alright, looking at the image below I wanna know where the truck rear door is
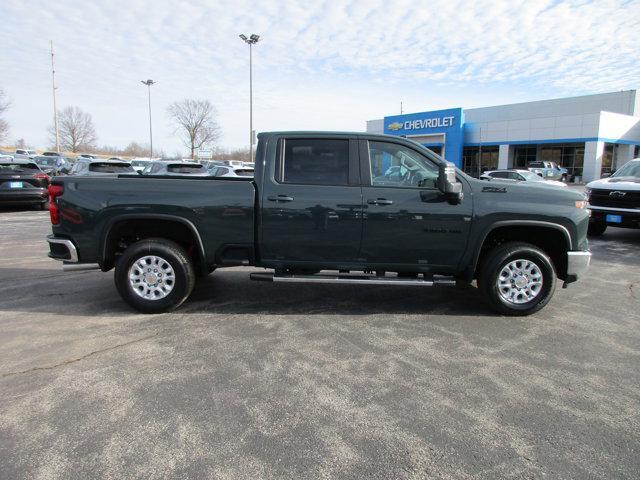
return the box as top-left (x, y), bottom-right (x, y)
top-left (259, 136), bottom-right (363, 266)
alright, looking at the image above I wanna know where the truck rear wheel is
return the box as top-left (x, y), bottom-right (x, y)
top-left (478, 242), bottom-right (556, 316)
top-left (115, 238), bottom-right (195, 313)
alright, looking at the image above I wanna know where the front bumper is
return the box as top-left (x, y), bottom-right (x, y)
top-left (588, 205), bottom-right (640, 229)
top-left (46, 235), bottom-right (78, 262)
top-left (565, 250), bottom-right (591, 284)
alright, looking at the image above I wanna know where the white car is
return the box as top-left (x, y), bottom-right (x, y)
top-left (129, 159), bottom-right (151, 173)
top-left (481, 169), bottom-right (567, 188)
top-left (584, 158), bottom-right (640, 236)
top-left (15, 149), bottom-right (37, 159)
top-left (210, 165), bottom-right (254, 178)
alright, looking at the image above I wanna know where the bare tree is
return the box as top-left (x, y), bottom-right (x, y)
top-left (48, 106), bottom-right (97, 152)
top-left (0, 89), bottom-right (10, 143)
top-left (167, 99), bottom-right (221, 159)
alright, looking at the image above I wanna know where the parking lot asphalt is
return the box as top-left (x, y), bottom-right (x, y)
top-left (0, 208), bottom-right (639, 479)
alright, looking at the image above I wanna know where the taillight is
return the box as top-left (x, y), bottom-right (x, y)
top-left (48, 184), bottom-right (64, 225)
top-left (34, 173), bottom-right (50, 180)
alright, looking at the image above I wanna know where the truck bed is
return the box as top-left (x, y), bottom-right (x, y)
top-left (52, 175), bottom-right (256, 266)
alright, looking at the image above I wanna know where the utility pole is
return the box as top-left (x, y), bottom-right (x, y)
top-left (141, 79), bottom-right (155, 159)
top-left (400, 101), bottom-right (403, 114)
top-left (50, 41), bottom-right (60, 153)
top-left (239, 34), bottom-right (260, 163)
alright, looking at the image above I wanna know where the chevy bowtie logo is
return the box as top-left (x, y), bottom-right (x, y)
top-left (609, 191), bottom-right (626, 197)
top-left (387, 122), bottom-right (404, 131)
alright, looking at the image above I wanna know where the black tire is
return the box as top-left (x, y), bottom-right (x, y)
top-left (114, 238), bottom-right (195, 313)
top-left (587, 221), bottom-right (607, 237)
top-left (478, 242), bottom-right (557, 316)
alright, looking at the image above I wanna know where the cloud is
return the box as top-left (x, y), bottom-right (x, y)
top-left (0, 0), bottom-right (638, 152)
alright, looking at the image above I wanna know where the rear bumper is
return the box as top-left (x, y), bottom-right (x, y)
top-left (46, 235), bottom-right (78, 262)
top-left (0, 189), bottom-right (47, 205)
top-left (565, 250), bottom-right (591, 284)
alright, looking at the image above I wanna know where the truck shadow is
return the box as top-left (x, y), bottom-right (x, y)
top-left (0, 267), bottom-right (492, 317)
top-left (187, 270), bottom-right (492, 317)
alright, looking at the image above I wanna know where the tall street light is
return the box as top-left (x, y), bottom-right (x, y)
top-left (239, 34), bottom-right (260, 163)
top-left (141, 79), bottom-right (155, 159)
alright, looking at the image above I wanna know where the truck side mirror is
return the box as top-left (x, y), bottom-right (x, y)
top-left (437, 161), bottom-right (463, 204)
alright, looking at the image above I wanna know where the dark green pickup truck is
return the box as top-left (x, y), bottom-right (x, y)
top-left (46, 132), bottom-right (591, 315)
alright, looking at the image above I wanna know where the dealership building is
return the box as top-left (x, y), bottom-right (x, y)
top-left (366, 90), bottom-right (640, 182)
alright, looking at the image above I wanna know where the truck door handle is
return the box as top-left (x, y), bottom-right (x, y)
top-left (267, 195), bottom-right (294, 202)
top-left (367, 198), bottom-right (393, 206)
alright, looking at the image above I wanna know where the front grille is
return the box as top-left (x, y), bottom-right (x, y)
top-left (589, 189), bottom-right (640, 209)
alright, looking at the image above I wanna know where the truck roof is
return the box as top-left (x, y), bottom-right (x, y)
top-left (258, 131), bottom-right (406, 140)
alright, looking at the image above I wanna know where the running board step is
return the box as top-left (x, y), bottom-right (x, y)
top-left (250, 272), bottom-right (457, 287)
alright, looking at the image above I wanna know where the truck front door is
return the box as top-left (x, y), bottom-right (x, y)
top-left (359, 139), bottom-right (473, 271)
top-left (260, 137), bottom-right (363, 267)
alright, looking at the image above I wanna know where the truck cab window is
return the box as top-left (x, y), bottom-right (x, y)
top-left (369, 141), bottom-right (439, 188)
top-left (282, 138), bottom-right (349, 185)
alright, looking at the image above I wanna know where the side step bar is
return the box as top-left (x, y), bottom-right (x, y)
top-left (250, 272), bottom-right (457, 287)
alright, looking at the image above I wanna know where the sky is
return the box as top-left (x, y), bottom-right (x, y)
top-left (1, 0), bottom-right (639, 154)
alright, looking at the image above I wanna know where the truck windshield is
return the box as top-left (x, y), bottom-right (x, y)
top-left (0, 162), bottom-right (39, 172)
top-left (89, 163), bottom-right (134, 173)
top-left (611, 161), bottom-right (640, 179)
top-left (167, 164), bottom-right (204, 174)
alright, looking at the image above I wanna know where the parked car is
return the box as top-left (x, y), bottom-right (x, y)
top-left (585, 158), bottom-right (640, 236)
top-left (209, 165), bottom-right (254, 177)
top-left (46, 131), bottom-right (591, 316)
top-left (130, 159), bottom-right (151, 173)
top-left (68, 159), bottom-right (135, 176)
top-left (480, 169), bottom-right (567, 188)
top-left (528, 161), bottom-right (568, 181)
top-left (0, 160), bottom-right (50, 209)
top-left (141, 160), bottom-right (209, 176)
top-left (0, 153), bottom-right (14, 161)
top-left (76, 154), bottom-right (98, 161)
top-left (201, 160), bottom-right (226, 170)
top-left (32, 155), bottom-right (71, 175)
top-left (14, 149), bottom-right (37, 159)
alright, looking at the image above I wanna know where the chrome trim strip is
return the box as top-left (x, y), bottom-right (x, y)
top-left (587, 205), bottom-right (640, 213)
top-left (47, 237), bottom-right (78, 263)
top-left (567, 251), bottom-right (591, 277)
top-left (62, 263), bottom-right (100, 271)
top-left (269, 273), bottom-right (456, 287)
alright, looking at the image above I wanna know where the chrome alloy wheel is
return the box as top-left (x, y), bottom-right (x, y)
top-left (497, 259), bottom-right (543, 305)
top-left (128, 255), bottom-right (175, 300)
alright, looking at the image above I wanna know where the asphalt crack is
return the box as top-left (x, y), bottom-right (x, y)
top-left (0, 333), bottom-right (158, 378)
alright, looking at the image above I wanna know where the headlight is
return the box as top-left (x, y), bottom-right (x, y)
top-left (575, 200), bottom-right (587, 209)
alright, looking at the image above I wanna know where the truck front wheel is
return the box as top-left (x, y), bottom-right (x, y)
top-left (115, 238), bottom-right (195, 313)
top-left (478, 242), bottom-right (556, 316)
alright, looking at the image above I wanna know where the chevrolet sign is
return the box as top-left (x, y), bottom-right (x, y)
top-left (388, 116), bottom-right (456, 131)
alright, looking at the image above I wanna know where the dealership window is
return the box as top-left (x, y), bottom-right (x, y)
top-left (601, 143), bottom-right (618, 177)
top-left (539, 143), bottom-right (584, 179)
top-left (462, 146), bottom-right (498, 177)
top-left (281, 138), bottom-right (349, 185)
top-left (634, 145), bottom-right (639, 157)
top-left (513, 145), bottom-right (537, 168)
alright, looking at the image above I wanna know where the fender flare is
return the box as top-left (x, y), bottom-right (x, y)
top-left (470, 220), bottom-right (573, 275)
top-left (101, 213), bottom-right (207, 269)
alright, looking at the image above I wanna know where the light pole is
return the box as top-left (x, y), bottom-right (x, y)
top-left (239, 34), bottom-right (260, 163)
top-left (50, 41), bottom-right (60, 153)
top-left (141, 79), bottom-right (155, 159)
